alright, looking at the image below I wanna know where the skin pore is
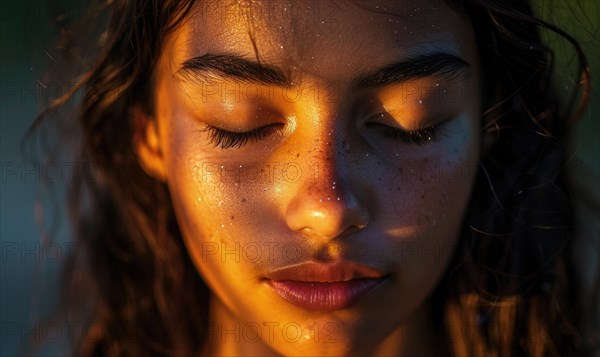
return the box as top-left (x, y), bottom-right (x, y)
top-left (136, 0), bottom-right (483, 355)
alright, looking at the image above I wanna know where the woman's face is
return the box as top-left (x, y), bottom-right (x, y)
top-left (142, 0), bottom-right (481, 355)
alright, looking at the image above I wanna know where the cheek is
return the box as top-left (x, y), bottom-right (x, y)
top-left (374, 114), bottom-right (479, 304)
top-left (162, 112), bottom-right (299, 309)
top-left (388, 156), bottom-right (476, 280)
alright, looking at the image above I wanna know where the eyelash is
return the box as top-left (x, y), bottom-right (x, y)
top-left (202, 123), bottom-right (285, 149)
top-left (364, 122), bottom-right (442, 146)
top-left (202, 120), bottom-right (442, 149)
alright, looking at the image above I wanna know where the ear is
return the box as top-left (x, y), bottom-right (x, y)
top-left (132, 107), bottom-right (167, 181)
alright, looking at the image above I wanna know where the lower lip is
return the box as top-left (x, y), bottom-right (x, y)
top-left (266, 277), bottom-right (388, 311)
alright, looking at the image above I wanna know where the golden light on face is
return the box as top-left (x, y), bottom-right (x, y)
top-left (138, 0), bottom-right (482, 355)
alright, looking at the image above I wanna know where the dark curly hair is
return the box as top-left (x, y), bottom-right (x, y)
top-left (27, 0), bottom-right (597, 356)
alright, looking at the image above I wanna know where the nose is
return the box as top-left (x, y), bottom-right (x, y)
top-left (285, 138), bottom-right (369, 241)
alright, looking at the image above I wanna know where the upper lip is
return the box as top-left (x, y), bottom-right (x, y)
top-left (264, 261), bottom-right (386, 282)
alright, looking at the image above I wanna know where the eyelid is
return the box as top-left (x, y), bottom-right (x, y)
top-left (365, 113), bottom-right (448, 145)
top-left (201, 123), bottom-right (285, 149)
top-left (366, 111), bottom-right (437, 131)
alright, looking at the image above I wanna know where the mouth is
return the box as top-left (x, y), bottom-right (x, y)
top-left (263, 262), bottom-right (390, 311)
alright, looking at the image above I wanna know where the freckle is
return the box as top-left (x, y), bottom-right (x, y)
top-left (230, 215), bottom-right (235, 220)
top-left (241, 198), bottom-right (247, 202)
top-left (396, 186), bottom-right (401, 191)
top-left (420, 193), bottom-right (425, 199)
top-left (378, 177), bottom-right (382, 181)
top-left (296, 153), bottom-right (300, 158)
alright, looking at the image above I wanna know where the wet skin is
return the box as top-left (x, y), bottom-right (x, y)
top-left (136, 0), bottom-right (482, 355)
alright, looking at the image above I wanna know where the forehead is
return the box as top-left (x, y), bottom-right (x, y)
top-left (165, 0), bottom-right (476, 82)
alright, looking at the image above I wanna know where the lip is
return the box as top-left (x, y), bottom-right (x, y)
top-left (264, 262), bottom-right (389, 311)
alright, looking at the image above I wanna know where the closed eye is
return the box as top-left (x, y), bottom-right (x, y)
top-left (365, 122), bottom-right (443, 146)
top-left (201, 123), bottom-right (285, 149)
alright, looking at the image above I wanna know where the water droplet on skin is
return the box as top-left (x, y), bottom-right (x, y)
top-left (319, 199), bottom-right (323, 203)
top-left (327, 197), bottom-right (331, 201)
top-left (337, 197), bottom-right (341, 201)
top-left (221, 224), bottom-right (225, 228)
top-left (419, 99), bottom-right (423, 104)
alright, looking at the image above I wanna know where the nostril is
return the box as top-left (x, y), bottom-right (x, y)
top-left (338, 225), bottom-right (367, 239)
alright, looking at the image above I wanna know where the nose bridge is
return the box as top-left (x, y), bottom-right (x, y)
top-left (284, 95), bottom-right (369, 241)
top-left (299, 83), bottom-right (346, 179)
top-left (296, 91), bottom-right (348, 201)
top-left (304, 142), bottom-right (346, 205)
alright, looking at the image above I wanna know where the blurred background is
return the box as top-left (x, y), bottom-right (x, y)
top-left (1, 1), bottom-right (598, 355)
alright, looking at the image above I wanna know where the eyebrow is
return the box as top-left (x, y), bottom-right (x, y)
top-left (178, 53), bottom-right (470, 88)
top-left (179, 54), bottom-right (292, 87)
top-left (354, 53), bottom-right (470, 88)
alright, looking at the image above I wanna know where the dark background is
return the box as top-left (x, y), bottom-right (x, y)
top-left (1, 1), bottom-right (598, 355)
